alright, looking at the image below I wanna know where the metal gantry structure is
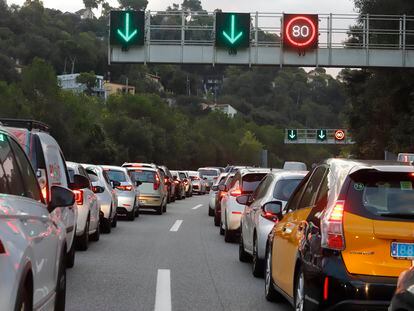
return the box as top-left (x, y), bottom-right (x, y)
top-left (284, 129), bottom-right (355, 145)
top-left (110, 11), bottom-right (414, 68)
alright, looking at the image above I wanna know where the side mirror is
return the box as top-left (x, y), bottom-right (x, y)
top-left (48, 186), bottom-right (75, 213)
top-left (236, 195), bottom-right (251, 205)
top-left (218, 184), bottom-right (226, 191)
top-left (212, 185), bottom-right (218, 191)
top-left (70, 174), bottom-right (90, 190)
top-left (203, 177), bottom-right (208, 180)
top-left (263, 201), bottom-right (283, 219)
top-left (92, 185), bottom-right (105, 194)
top-left (111, 180), bottom-right (121, 188)
top-left (135, 180), bottom-right (142, 187)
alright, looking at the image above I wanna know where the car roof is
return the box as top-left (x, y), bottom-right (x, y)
top-left (270, 170), bottom-right (308, 180)
top-left (122, 162), bottom-right (157, 169)
top-left (198, 167), bottom-right (221, 171)
top-left (324, 158), bottom-right (414, 174)
top-left (237, 168), bottom-right (272, 175)
top-left (101, 165), bottom-right (128, 173)
top-left (126, 166), bottom-right (157, 172)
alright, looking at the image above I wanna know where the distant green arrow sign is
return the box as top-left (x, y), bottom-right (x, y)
top-left (222, 15), bottom-right (243, 44)
top-left (288, 129), bottom-right (298, 141)
top-left (117, 12), bottom-right (138, 42)
top-left (317, 129), bottom-right (327, 141)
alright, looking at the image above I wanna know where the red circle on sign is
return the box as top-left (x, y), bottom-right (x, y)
top-left (335, 130), bottom-right (346, 141)
top-left (285, 16), bottom-right (317, 48)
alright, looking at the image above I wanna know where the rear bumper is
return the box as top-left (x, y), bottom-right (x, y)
top-left (228, 213), bottom-right (242, 231)
top-left (117, 195), bottom-right (136, 212)
top-left (139, 195), bottom-right (162, 207)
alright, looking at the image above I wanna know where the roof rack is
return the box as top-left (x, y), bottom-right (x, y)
top-left (0, 118), bottom-right (50, 132)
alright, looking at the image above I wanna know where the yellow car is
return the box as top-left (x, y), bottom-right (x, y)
top-left (265, 159), bottom-right (414, 311)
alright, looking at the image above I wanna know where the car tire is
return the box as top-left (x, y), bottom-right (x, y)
top-left (163, 200), bottom-right (167, 213)
top-left (101, 217), bottom-right (111, 233)
top-left (208, 206), bottom-right (214, 216)
top-left (220, 222), bottom-right (224, 235)
top-left (224, 228), bottom-right (234, 243)
top-left (239, 234), bottom-right (251, 263)
top-left (214, 213), bottom-right (220, 226)
top-left (265, 245), bottom-right (283, 302)
top-left (76, 218), bottom-right (89, 251)
top-left (156, 204), bottom-right (163, 215)
top-left (135, 205), bottom-right (140, 218)
top-left (90, 222), bottom-right (100, 242)
top-left (111, 213), bottom-right (117, 228)
top-left (252, 236), bottom-right (264, 278)
top-left (14, 276), bottom-right (32, 311)
top-left (294, 267), bottom-right (318, 311)
top-left (127, 209), bottom-right (135, 221)
top-left (66, 238), bottom-right (76, 269)
top-left (54, 249), bottom-right (67, 311)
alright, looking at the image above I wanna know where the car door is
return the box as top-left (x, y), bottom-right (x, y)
top-left (8, 136), bottom-right (60, 306)
top-left (273, 166), bottom-right (327, 297)
top-left (78, 165), bottom-right (99, 231)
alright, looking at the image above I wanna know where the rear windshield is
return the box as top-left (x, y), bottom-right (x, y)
top-left (349, 171), bottom-right (414, 218)
top-left (273, 179), bottom-right (302, 201)
top-left (398, 154), bottom-right (414, 163)
top-left (199, 169), bottom-right (218, 177)
top-left (242, 173), bottom-right (267, 193)
top-left (106, 170), bottom-right (127, 182)
top-left (179, 172), bottom-right (186, 180)
top-left (129, 170), bottom-right (156, 183)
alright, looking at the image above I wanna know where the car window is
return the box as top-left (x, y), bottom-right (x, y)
top-left (106, 169), bottom-right (127, 182)
top-left (199, 169), bottom-right (219, 176)
top-left (284, 172), bottom-right (311, 213)
top-left (78, 166), bottom-right (89, 178)
top-left (252, 174), bottom-right (272, 200)
top-left (242, 173), bottom-right (267, 194)
top-left (129, 170), bottom-right (156, 183)
top-left (273, 179), bottom-right (303, 202)
top-left (68, 167), bottom-right (75, 183)
top-left (297, 167), bottom-right (327, 210)
top-left (0, 134), bottom-right (25, 197)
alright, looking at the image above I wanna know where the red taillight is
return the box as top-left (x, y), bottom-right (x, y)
top-left (323, 277), bottom-right (329, 301)
top-left (41, 187), bottom-right (48, 201)
top-left (164, 178), bottom-right (168, 183)
top-left (321, 200), bottom-right (345, 250)
top-left (230, 189), bottom-right (242, 197)
top-left (154, 174), bottom-right (160, 190)
top-left (232, 211), bottom-right (242, 215)
top-left (220, 191), bottom-right (227, 198)
top-left (0, 240), bottom-right (5, 254)
top-left (116, 185), bottom-right (133, 191)
top-left (73, 189), bottom-right (83, 205)
top-left (261, 211), bottom-right (279, 222)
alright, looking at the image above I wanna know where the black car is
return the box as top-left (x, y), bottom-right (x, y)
top-left (389, 267), bottom-right (414, 311)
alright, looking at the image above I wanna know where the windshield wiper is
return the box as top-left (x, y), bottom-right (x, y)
top-left (378, 213), bottom-right (414, 219)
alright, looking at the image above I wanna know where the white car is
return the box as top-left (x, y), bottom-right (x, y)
top-left (208, 172), bottom-right (228, 216)
top-left (4, 119), bottom-right (78, 268)
top-left (83, 164), bottom-right (118, 233)
top-left (102, 165), bottom-right (140, 220)
top-left (198, 167), bottom-right (221, 190)
top-left (67, 162), bottom-right (101, 250)
top-left (220, 168), bottom-right (270, 242)
top-left (0, 126), bottom-right (74, 311)
top-left (187, 171), bottom-right (207, 195)
top-left (239, 170), bottom-right (307, 277)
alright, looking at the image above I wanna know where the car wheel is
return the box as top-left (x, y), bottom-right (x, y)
top-left (214, 213), bottom-right (220, 226)
top-left (219, 222), bottom-right (224, 235)
top-left (127, 208), bottom-right (135, 221)
top-left (224, 228), bottom-right (234, 243)
top-left (90, 221), bottom-right (100, 242)
top-left (156, 204), bottom-right (163, 215)
top-left (66, 238), bottom-right (76, 269)
top-left (239, 234), bottom-right (251, 262)
top-left (294, 268), bottom-right (318, 311)
top-left (252, 236), bottom-right (264, 277)
top-left (14, 277), bottom-right (32, 311)
top-left (208, 206), bottom-right (214, 216)
top-left (101, 217), bottom-right (111, 233)
top-left (135, 205), bottom-right (140, 218)
top-left (76, 218), bottom-right (89, 251)
top-left (163, 200), bottom-right (167, 213)
top-left (54, 249), bottom-right (66, 311)
top-left (265, 245), bottom-right (282, 302)
top-left (111, 213), bottom-right (117, 228)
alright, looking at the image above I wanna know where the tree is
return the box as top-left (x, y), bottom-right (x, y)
top-left (238, 131), bottom-right (264, 166)
top-left (83, 0), bottom-right (100, 9)
top-left (76, 71), bottom-right (97, 95)
top-left (118, 0), bottom-right (148, 10)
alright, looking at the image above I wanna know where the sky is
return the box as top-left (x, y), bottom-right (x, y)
top-left (7, 0), bottom-right (356, 14)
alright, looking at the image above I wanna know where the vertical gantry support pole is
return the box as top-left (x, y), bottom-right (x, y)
top-left (366, 13), bottom-right (370, 66)
top-left (328, 13), bottom-right (333, 66)
top-left (108, 13), bottom-right (111, 65)
top-left (145, 10), bottom-right (151, 65)
top-left (403, 14), bottom-right (407, 67)
top-left (280, 13), bottom-right (284, 68)
top-left (181, 10), bottom-right (185, 63)
top-left (255, 11), bottom-right (259, 65)
top-left (212, 11), bottom-right (216, 67)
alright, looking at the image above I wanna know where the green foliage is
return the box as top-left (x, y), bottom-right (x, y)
top-left (118, 0), bottom-right (148, 10)
top-left (76, 71), bottom-right (97, 95)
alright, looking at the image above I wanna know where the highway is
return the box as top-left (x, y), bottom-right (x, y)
top-left (66, 195), bottom-right (292, 311)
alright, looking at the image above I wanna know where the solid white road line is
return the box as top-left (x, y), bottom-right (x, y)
top-left (192, 204), bottom-right (203, 210)
top-left (154, 269), bottom-right (172, 311)
top-left (169, 220), bottom-right (183, 232)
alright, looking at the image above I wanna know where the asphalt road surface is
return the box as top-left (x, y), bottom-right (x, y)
top-left (66, 194), bottom-right (292, 311)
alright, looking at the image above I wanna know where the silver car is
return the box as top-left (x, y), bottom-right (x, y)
top-left (126, 167), bottom-right (168, 215)
top-left (102, 165), bottom-right (140, 221)
top-left (83, 164), bottom-right (118, 233)
top-left (239, 170), bottom-right (307, 277)
top-left (179, 171), bottom-right (193, 197)
top-left (198, 167), bottom-right (221, 190)
top-left (208, 172), bottom-right (228, 216)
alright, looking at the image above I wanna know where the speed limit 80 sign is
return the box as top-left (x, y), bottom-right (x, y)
top-left (283, 14), bottom-right (319, 50)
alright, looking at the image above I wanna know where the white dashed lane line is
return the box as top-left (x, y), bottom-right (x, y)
top-left (154, 269), bottom-right (172, 311)
top-left (192, 204), bottom-right (203, 210)
top-left (169, 220), bottom-right (183, 232)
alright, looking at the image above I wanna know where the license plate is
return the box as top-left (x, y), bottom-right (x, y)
top-left (139, 200), bottom-right (146, 204)
top-left (391, 242), bottom-right (414, 259)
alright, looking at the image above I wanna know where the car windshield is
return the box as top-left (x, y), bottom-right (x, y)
top-left (242, 173), bottom-right (267, 193)
top-left (106, 169), bottom-right (127, 182)
top-left (199, 169), bottom-right (218, 176)
top-left (129, 170), bottom-right (156, 183)
top-left (179, 172), bottom-right (186, 179)
top-left (349, 171), bottom-right (414, 217)
top-left (273, 179), bottom-right (302, 201)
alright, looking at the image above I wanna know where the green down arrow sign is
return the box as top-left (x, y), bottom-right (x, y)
top-left (110, 11), bottom-right (145, 48)
top-left (215, 12), bottom-right (250, 49)
top-left (117, 12), bottom-right (138, 42)
top-left (222, 15), bottom-right (243, 44)
top-left (317, 129), bottom-right (327, 141)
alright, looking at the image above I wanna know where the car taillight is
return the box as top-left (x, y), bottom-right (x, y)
top-left (220, 191), bottom-right (227, 198)
top-left (261, 211), bottom-right (279, 222)
top-left (116, 185), bottom-right (133, 191)
top-left (321, 200), bottom-right (345, 250)
top-left (164, 178), bottom-right (168, 183)
top-left (230, 189), bottom-right (242, 197)
top-left (0, 239), bottom-right (5, 254)
top-left (41, 187), bottom-right (48, 201)
top-left (154, 174), bottom-right (160, 190)
top-left (73, 189), bottom-right (84, 205)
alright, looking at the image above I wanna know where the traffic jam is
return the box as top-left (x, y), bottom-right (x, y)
top-left (0, 118), bottom-right (413, 311)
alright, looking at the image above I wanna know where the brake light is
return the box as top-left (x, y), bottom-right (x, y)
top-left (73, 189), bottom-right (83, 205)
top-left (164, 178), bottom-right (168, 183)
top-left (116, 185), bottom-right (133, 191)
top-left (154, 174), bottom-right (160, 190)
top-left (220, 191), bottom-right (227, 198)
top-left (321, 200), bottom-right (345, 250)
top-left (0, 240), bottom-right (5, 254)
top-left (41, 187), bottom-right (48, 201)
top-left (230, 188), bottom-right (242, 197)
top-left (323, 277), bottom-right (329, 301)
top-left (231, 211), bottom-right (242, 215)
top-left (261, 211), bottom-right (278, 222)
